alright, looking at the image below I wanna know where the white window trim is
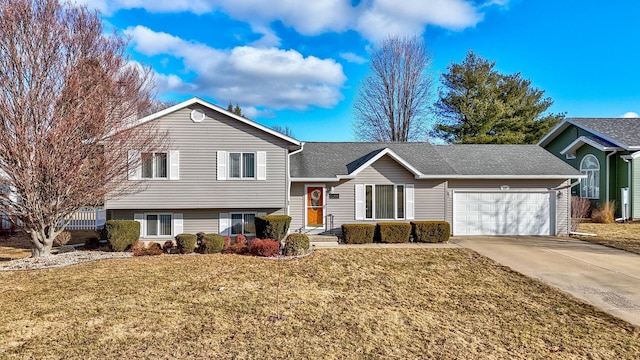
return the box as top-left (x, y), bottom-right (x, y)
top-left (230, 212), bottom-right (258, 236)
top-left (141, 152), bottom-right (169, 180)
top-left (142, 212), bottom-right (173, 238)
top-left (580, 154), bottom-right (600, 199)
top-left (130, 150), bottom-right (179, 181)
top-left (364, 184), bottom-right (407, 221)
top-left (229, 152), bottom-right (256, 180)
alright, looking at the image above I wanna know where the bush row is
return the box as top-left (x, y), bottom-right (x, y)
top-left (341, 221), bottom-right (450, 244)
top-left (102, 216), bottom-right (309, 257)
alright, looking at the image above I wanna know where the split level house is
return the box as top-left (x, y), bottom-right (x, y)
top-left (539, 118), bottom-right (640, 220)
top-left (105, 97), bottom-right (583, 239)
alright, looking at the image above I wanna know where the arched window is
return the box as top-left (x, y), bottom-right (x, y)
top-left (580, 154), bottom-right (599, 199)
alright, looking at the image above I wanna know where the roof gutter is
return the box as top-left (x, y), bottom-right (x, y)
top-left (291, 174), bottom-right (587, 182)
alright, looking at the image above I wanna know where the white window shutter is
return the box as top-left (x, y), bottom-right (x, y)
top-left (217, 151), bottom-right (227, 180)
top-left (257, 151), bottom-right (267, 180)
top-left (128, 150), bottom-right (141, 180)
top-left (219, 213), bottom-right (230, 235)
top-left (173, 213), bottom-right (183, 236)
top-left (134, 213), bottom-right (144, 238)
top-left (355, 184), bottom-right (364, 220)
top-left (169, 150), bottom-right (180, 180)
top-left (405, 184), bottom-right (415, 220)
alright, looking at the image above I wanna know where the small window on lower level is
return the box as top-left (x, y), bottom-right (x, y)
top-left (231, 213), bottom-right (256, 235)
top-left (146, 214), bottom-right (172, 236)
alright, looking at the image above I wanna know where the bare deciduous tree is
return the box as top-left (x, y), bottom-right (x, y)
top-left (0, 0), bottom-right (166, 257)
top-left (353, 35), bottom-right (434, 142)
top-left (271, 125), bottom-right (294, 138)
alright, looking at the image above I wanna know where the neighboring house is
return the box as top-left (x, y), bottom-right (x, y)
top-left (538, 118), bottom-right (640, 220)
top-left (106, 98), bottom-right (583, 238)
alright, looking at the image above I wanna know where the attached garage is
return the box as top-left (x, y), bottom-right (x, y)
top-left (453, 191), bottom-right (556, 236)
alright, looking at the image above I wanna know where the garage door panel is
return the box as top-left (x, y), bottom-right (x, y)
top-left (453, 192), bottom-right (553, 236)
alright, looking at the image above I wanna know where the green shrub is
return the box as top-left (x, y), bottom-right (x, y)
top-left (198, 233), bottom-right (225, 254)
top-left (283, 233), bottom-right (310, 256)
top-left (250, 238), bottom-right (281, 257)
top-left (175, 233), bottom-right (197, 254)
top-left (255, 215), bottom-right (291, 240)
top-left (376, 222), bottom-right (411, 243)
top-left (105, 220), bottom-right (140, 251)
top-left (341, 224), bottom-right (375, 244)
top-left (411, 221), bottom-right (450, 243)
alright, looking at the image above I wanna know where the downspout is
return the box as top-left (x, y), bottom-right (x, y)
top-left (606, 150), bottom-right (618, 204)
top-left (621, 155), bottom-right (632, 221)
top-left (286, 143), bottom-right (305, 217)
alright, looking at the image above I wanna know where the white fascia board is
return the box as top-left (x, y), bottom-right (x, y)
top-left (537, 119), bottom-right (571, 147)
top-left (559, 136), bottom-right (622, 155)
top-left (623, 151), bottom-right (640, 159)
top-left (416, 174), bottom-right (587, 180)
top-left (127, 97), bottom-right (301, 146)
top-left (347, 148), bottom-right (423, 178)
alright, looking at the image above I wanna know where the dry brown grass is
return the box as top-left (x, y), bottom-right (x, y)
top-left (591, 201), bottom-right (616, 224)
top-left (0, 230), bottom-right (99, 260)
top-left (576, 222), bottom-right (640, 255)
top-left (1, 249), bottom-right (639, 359)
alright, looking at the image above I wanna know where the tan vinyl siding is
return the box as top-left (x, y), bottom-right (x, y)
top-left (106, 106), bottom-right (290, 210)
top-left (110, 208), bottom-right (283, 236)
top-left (446, 179), bottom-right (570, 235)
top-left (290, 155), bottom-right (446, 234)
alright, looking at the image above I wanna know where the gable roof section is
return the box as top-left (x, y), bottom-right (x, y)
top-left (538, 117), bottom-right (640, 150)
top-left (560, 136), bottom-right (622, 155)
top-left (132, 97), bottom-right (301, 146)
top-left (290, 142), bottom-right (582, 180)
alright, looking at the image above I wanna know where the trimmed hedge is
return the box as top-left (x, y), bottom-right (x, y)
top-left (283, 233), bottom-right (310, 256)
top-left (105, 220), bottom-right (140, 251)
top-left (255, 215), bottom-right (291, 240)
top-left (341, 224), bottom-right (375, 244)
top-left (411, 221), bottom-right (450, 243)
top-left (197, 233), bottom-right (225, 254)
top-left (377, 222), bottom-right (411, 243)
top-left (175, 233), bottom-right (197, 254)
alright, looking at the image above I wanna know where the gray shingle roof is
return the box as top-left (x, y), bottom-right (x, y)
top-left (569, 118), bottom-right (640, 148)
top-left (290, 142), bottom-right (581, 178)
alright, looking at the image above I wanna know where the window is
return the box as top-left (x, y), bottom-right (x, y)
top-left (141, 152), bottom-right (167, 179)
top-left (365, 184), bottom-right (406, 220)
top-left (580, 154), bottom-right (599, 199)
top-left (229, 152), bottom-right (255, 179)
top-left (231, 213), bottom-right (256, 235)
top-left (146, 214), bottom-right (172, 236)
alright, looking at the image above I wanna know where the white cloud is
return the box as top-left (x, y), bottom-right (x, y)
top-left (340, 52), bottom-right (367, 64)
top-left (125, 26), bottom-right (346, 110)
top-left (79, 0), bottom-right (507, 42)
top-left (622, 112), bottom-right (639, 118)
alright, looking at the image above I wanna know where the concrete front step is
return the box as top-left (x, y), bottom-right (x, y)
top-left (308, 235), bottom-right (339, 248)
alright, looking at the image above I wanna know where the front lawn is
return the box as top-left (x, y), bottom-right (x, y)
top-left (0, 230), bottom-right (97, 260)
top-left (575, 222), bottom-right (640, 255)
top-left (1, 249), bottom-right (639, 359)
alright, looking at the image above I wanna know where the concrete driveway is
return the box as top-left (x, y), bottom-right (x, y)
top-left (452, 236), bottom-right (640, 327)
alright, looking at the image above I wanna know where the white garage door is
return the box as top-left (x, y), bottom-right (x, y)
top-left (453, 191), bottom-right (555, 236)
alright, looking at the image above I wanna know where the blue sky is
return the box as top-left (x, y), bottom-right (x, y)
top-left (77, 0), bottom-right (640, 141)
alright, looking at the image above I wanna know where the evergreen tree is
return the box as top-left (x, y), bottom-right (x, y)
top-left (433, 51), bottom-right (563, 144)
